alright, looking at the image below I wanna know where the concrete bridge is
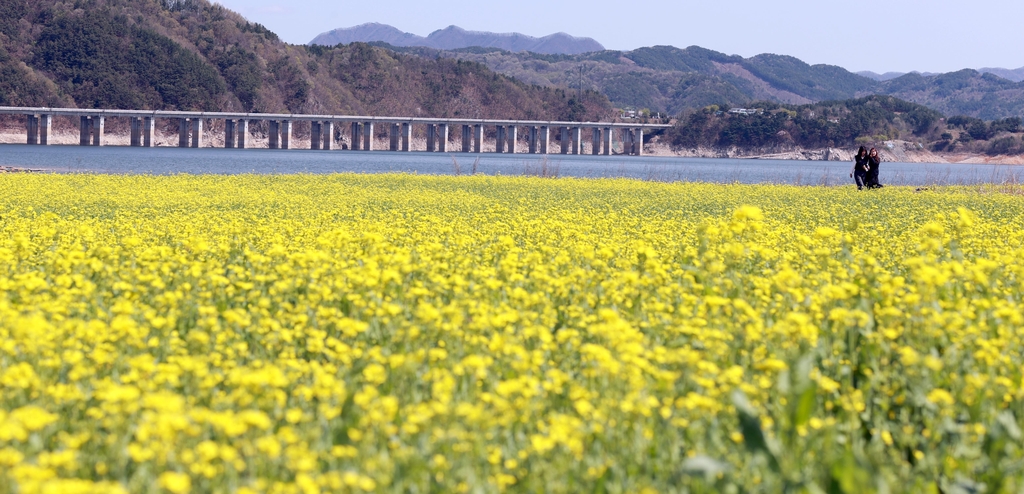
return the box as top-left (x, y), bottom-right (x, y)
top-left (1, 107), bottom-right (672, 156)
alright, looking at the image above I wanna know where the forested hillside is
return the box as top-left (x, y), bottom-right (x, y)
top-left (0, 0), bottom-right (612, 121)
top-left (878, 70), bottom-right (1024, 120)
top-left (665, 96), bottom-right (1024, 155)
top-left (668, 96), bottom-right (942, 149)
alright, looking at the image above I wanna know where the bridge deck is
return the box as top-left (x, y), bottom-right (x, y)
top-left (0, 107), bottom-right (671, 129)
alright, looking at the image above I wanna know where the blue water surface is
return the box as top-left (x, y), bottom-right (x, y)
top-left (1, 144), bottom-right (1021, 186)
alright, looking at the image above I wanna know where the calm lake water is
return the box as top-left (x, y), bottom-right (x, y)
top-left (1, 144), bottom-right (1022, 186)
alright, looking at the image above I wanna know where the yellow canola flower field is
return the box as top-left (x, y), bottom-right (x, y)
top-left (1, 173), bottom-right (1024, 493)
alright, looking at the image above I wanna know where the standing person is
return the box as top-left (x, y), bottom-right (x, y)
top-left (850, 146), bottom-right (870, 190)
top-left (867, 148), bottom-right (883, 188)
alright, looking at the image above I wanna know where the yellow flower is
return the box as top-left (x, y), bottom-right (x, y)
top-left (8, 406), bottom-right (59, 432)
top-left (0, 174), bottom-right (1019, 491)
top-left (927, 389), bottom-right (955, 406)
top-left (923, 355), bottom-right (944, 371)
top-left (158, 472), bottom-right (191, 494)
top-left (818, 376), bottom-right (841, 393)
top-left (899, 347), bottom-right (921, 366)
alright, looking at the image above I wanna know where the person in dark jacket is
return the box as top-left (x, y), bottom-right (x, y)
top-left (866, 148), bottom-right (883, 188)
top-left (850, 146), bottom-right (870, 190)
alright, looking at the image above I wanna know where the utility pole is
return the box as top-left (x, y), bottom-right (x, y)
top-left (567, 63), bottom-right (591, 103)
top-left (578, 64), bottom-right (584, 102)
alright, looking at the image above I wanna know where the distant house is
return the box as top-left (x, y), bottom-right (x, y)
top-left (728, 108), bottom-right (764, 116)
top-left (619, 108), bottom-right (657, 119)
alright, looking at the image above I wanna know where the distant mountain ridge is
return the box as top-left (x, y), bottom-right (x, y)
top-left (857, 71), bottom-right (937, 81)
top-left (310, 23), bottom-right (604, 55)
top-left (373, 43), bottom-right (1024, 119)
top-left (860, 67), bottom-right (1024, 83)
top-left (979, 67), bottom-right (1024, 83)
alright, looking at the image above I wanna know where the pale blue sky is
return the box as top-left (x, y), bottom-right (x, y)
top-left (214, 0), bottom-right (1024, 74)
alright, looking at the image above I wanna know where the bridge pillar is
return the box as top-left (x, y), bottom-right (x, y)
top-left (437, 124), bottom-right (448, 152)
top-left (507, 126), bottom-right (517, 154)
top-left (323, 121), bottom-right (333, 150)
top-left (473, 124), bottom-right (483, 153)
top-left (92, 116), bottom-right (104, 146)
top-left (622, 129), bottom-right (632, 156)
top-left (528, 126), bottom-right (537, 154)
top-left (237, 120), bottom-right (248, 149)
top-left (592, 128), bottom-right (601, 155)
top-left (80, 117), bottom-right (91, 146)
top-left (134, 117), bottom-right (145, 147)
top-left (129, 118), bottom-right (141, 147)
top-left (280, 121), bottom-right (291, 149)
top-left (635, 128), bottom-right (644, 156)
top-left (225, 119), bottom-right (236, 149)
top-left (26, 115), bottom-right (37, 145)
top-left (269, 121), bottom-right (280, 149)
top-left (461, 125), bottom-right (471, 152)
top-left (401, 123), bottom-right (411, 151)
top-left (571, 127), bottom-right (581, 155)
top-left (426, 124), bottom-right (436, 152)
top-left (389, 124), bottom-right (399, 151)
top-left (38, 114), bottom-right (50, 146)
top-left (142, 117), bottom-right (154, 147)
top-left (310, 121), bottom-right (321, 150)
top-left (495, 126), bottom-right (505, 153)
top-left (178, 119), bottom-right (189, 147)
top-left (191, 118), bottom-right (203, 148)
top-left (559, 127), bottom-right (569, 154)
top-left (603, 127), bottom-right (611, 155)
top-left (539, 126), bottom-right (549, 154)
top-left (350, 122), bottom-right (361, 151)
top-left (363, 122), bottom-right (373, 151)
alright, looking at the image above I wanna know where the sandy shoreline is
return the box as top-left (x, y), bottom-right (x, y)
top-left (0, 165), bottom-right (47, 173)
top-left (2, 131), bottom-right (1022, 166)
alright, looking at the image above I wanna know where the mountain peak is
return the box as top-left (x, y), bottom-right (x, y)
top-left (310, 23), bottom-right (604, 55)
top-left (430, 25), bottom-right (466, 34)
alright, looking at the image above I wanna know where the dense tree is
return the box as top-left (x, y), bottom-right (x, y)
top-left (967, 121), bottom-right (993, 141)
top-left (214, 48), bottom-right (263, 112)
top-left (32, 8), bottom-right (225, 110)
top-left (992, 117), bottom-right (1022, 134)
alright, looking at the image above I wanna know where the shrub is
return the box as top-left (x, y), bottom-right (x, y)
top-left (987, 136), bottom-right (1020, 155)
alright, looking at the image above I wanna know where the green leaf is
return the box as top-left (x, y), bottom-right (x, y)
top-left (681, 455), bottom-right (730, 483)
top-left (829, 450), bottom-right (873, 494)
top-left (939, 477), bottom-right (983, 494)
top-left (731, 390), bottom-right (781, 472)
top-left (793, 382), bottom-right (817, 428)
top-left (996, 411), bottom-right (1022, 441)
